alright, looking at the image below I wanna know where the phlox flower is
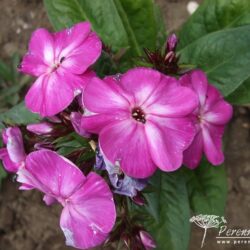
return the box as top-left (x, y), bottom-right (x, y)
top-left (0, 127), bottom-right (26, 172)
top-left (19, 22), bottom-right (101, 117)
top-left (81, 67), bottom-right (198, 178)
top-left (17, 150), bottom-right (116, 250)
top-left (179, 70), bottom-right (233, 168)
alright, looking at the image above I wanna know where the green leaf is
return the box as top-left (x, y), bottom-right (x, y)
top-left (178, 25), bottom-right (250, 96)
top-left (132, 171), bottom-right (190, 250)
top-left (114, 0), bottom-right (158, 52)
top-left (178, 0), bottom-right (250, 97)
top-left (44, 0), bottom-right (129, 52)
top-left (153, 4), bottom-right (167, 49)
top-left (0, 102), bottom-right (40, 125)
top-left (0, 60), bottom-right (12, 82)
top-left (44, 0), bottom-right (163, 61)
top-left (226, 77), bottom-right (250, 104)
top-left (184, 159), bottom-right (227, 216)
top-left (0, 163), bottom-right (7, 189)
top-left (178, 0), bottom-right (250, 50)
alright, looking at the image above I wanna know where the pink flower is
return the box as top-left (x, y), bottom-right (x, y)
top-left (19, 22), bottom-right (102, 117)
top-left (17, 150), bottom-right (116, 249)
top-left (179, 70), bottom-right (233, 168)
top-left (0, 127), bottom-right (26, 173)
top-left (81, 67), bottom-right (198, 178)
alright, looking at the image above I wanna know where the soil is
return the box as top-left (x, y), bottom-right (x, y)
top-left (0, 0), bottom-right (250, 250)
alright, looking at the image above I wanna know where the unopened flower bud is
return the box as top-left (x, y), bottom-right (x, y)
top-left (166, 33), bottom-right (178, 52)
top-left (139, 230), bottom-right (156, 250)
top-left (27, 122), bottom-right (53, 135)
top-left (132, 194), bottom-right (145, 206)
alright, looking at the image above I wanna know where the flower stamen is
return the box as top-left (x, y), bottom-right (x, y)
top-left (132, 107), bottom-right (146, 124)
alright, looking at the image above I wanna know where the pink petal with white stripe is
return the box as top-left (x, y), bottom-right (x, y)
top-left (202, 124), bottom-right (225, 165)
top-left (28, 28), bottom-right (54, 65)
top-left (0, 148), bottom-right (19, 173)
top-left (20, 53), bottom-right (47, 76)
top-left (145, 116), bottom-right (195, 171)
top-left (4, 127), bottom-right (26, 164)
top-left (54, 22), bottom-right (91, 60)
top-left (83, 77), bottom-right (131, 113)
top-left (60, 172), bottom-right (116, 249)
top-left (19, 150), bottom-right (85, 197)
top-left (61, 32), bottom-right (102, 74)
top-left (120, 67), bottom-right (161, 105)
top-left (100, 119), bottom-right (156, 178)
top-left (25, 73), bottom-right (74, 117)
top-left (179, 70), bottom-right (208, 106)
top-left (204, 100), bottom-right (233, 125)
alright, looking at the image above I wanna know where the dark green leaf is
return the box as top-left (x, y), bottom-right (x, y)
top-left (178, 0), bottom-right (250, 50)
top-left (0, 102), bottom-right (40, 125)
top-left (0, 60), bottom-right (12, 82)
top-left (44, 0), bottom-right (164, 63)
top-left (226, 77), bottom-right (250, 104)
top-left (44, 0), bottom-right (129, 52)
top-left (132, 171), bottom-right (190, 250)
top-left (178, 0), bottom-right (250, 97)
top-left (178, 25), bottom-right (250, 96)
top-left (184, 159), bottom-right (227, 216)
top-left (0, 163), bottom-right (7, 188)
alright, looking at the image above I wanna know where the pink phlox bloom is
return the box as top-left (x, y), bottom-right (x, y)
top-left (0, 127), bottom-right (26, 173)
top-left (20, 22), bottom-right (102, 117)
top-left (17, 149), bottom-right (116, 250)
top-left (81, 67), bottom-right (198, 178)
top-left (179, 70), bottom-right (233, 168)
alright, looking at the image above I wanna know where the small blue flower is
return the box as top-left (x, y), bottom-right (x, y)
top-left (95, 146), bottom-right (147, 197)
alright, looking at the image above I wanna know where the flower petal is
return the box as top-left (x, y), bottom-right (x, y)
top-left (179, 70), bottom-right (208, 106)
top-left (204, 100), bottom-right (233, 125)
top-left (54, 22), bottom-right (91, 60)
top-left (28, 28), bottom-right (54, 65)
top-left (81, 111), bottom-right (129, 134)
top-left (70, 112), bottom-right (90, 137)
top-left (145, 116), bottom-right (195, 171)
top-left (99, 119), bottom-right (156, 178)
top-left (183, 130), bottom-right (203, 169)
top-left (27, 122), bottom-right (53, 135)
top-left (145, 77), bottom-right (198, 117)
top-left (25, 73), bottom-right (74, 117)
top-left (60, 172), bottom-right (116, 249)
top-left (83, 77), bottom-right (131, 113)
top-left (0, 148), bottom-right (19, 173)
top-left (20, 53), bottom-right (47, 76)
top-left (18, 150), bottom-right (85, 197)
top-left (61, 32), bottom-right (102, 74)
top-left (120, 67), bottom-right (161, 105)
top-left (4, 127), bottom-right (26, 163)
top-left (43, 194), bottom-right (57, 206)
top-left (202, 124), bottom-right (225, 165)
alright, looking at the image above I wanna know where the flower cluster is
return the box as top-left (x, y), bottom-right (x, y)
top-left (0, 22), bottom-right (233, 249)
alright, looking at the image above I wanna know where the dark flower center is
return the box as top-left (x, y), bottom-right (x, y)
top-left (132, 107), bottom-right (146, 124)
